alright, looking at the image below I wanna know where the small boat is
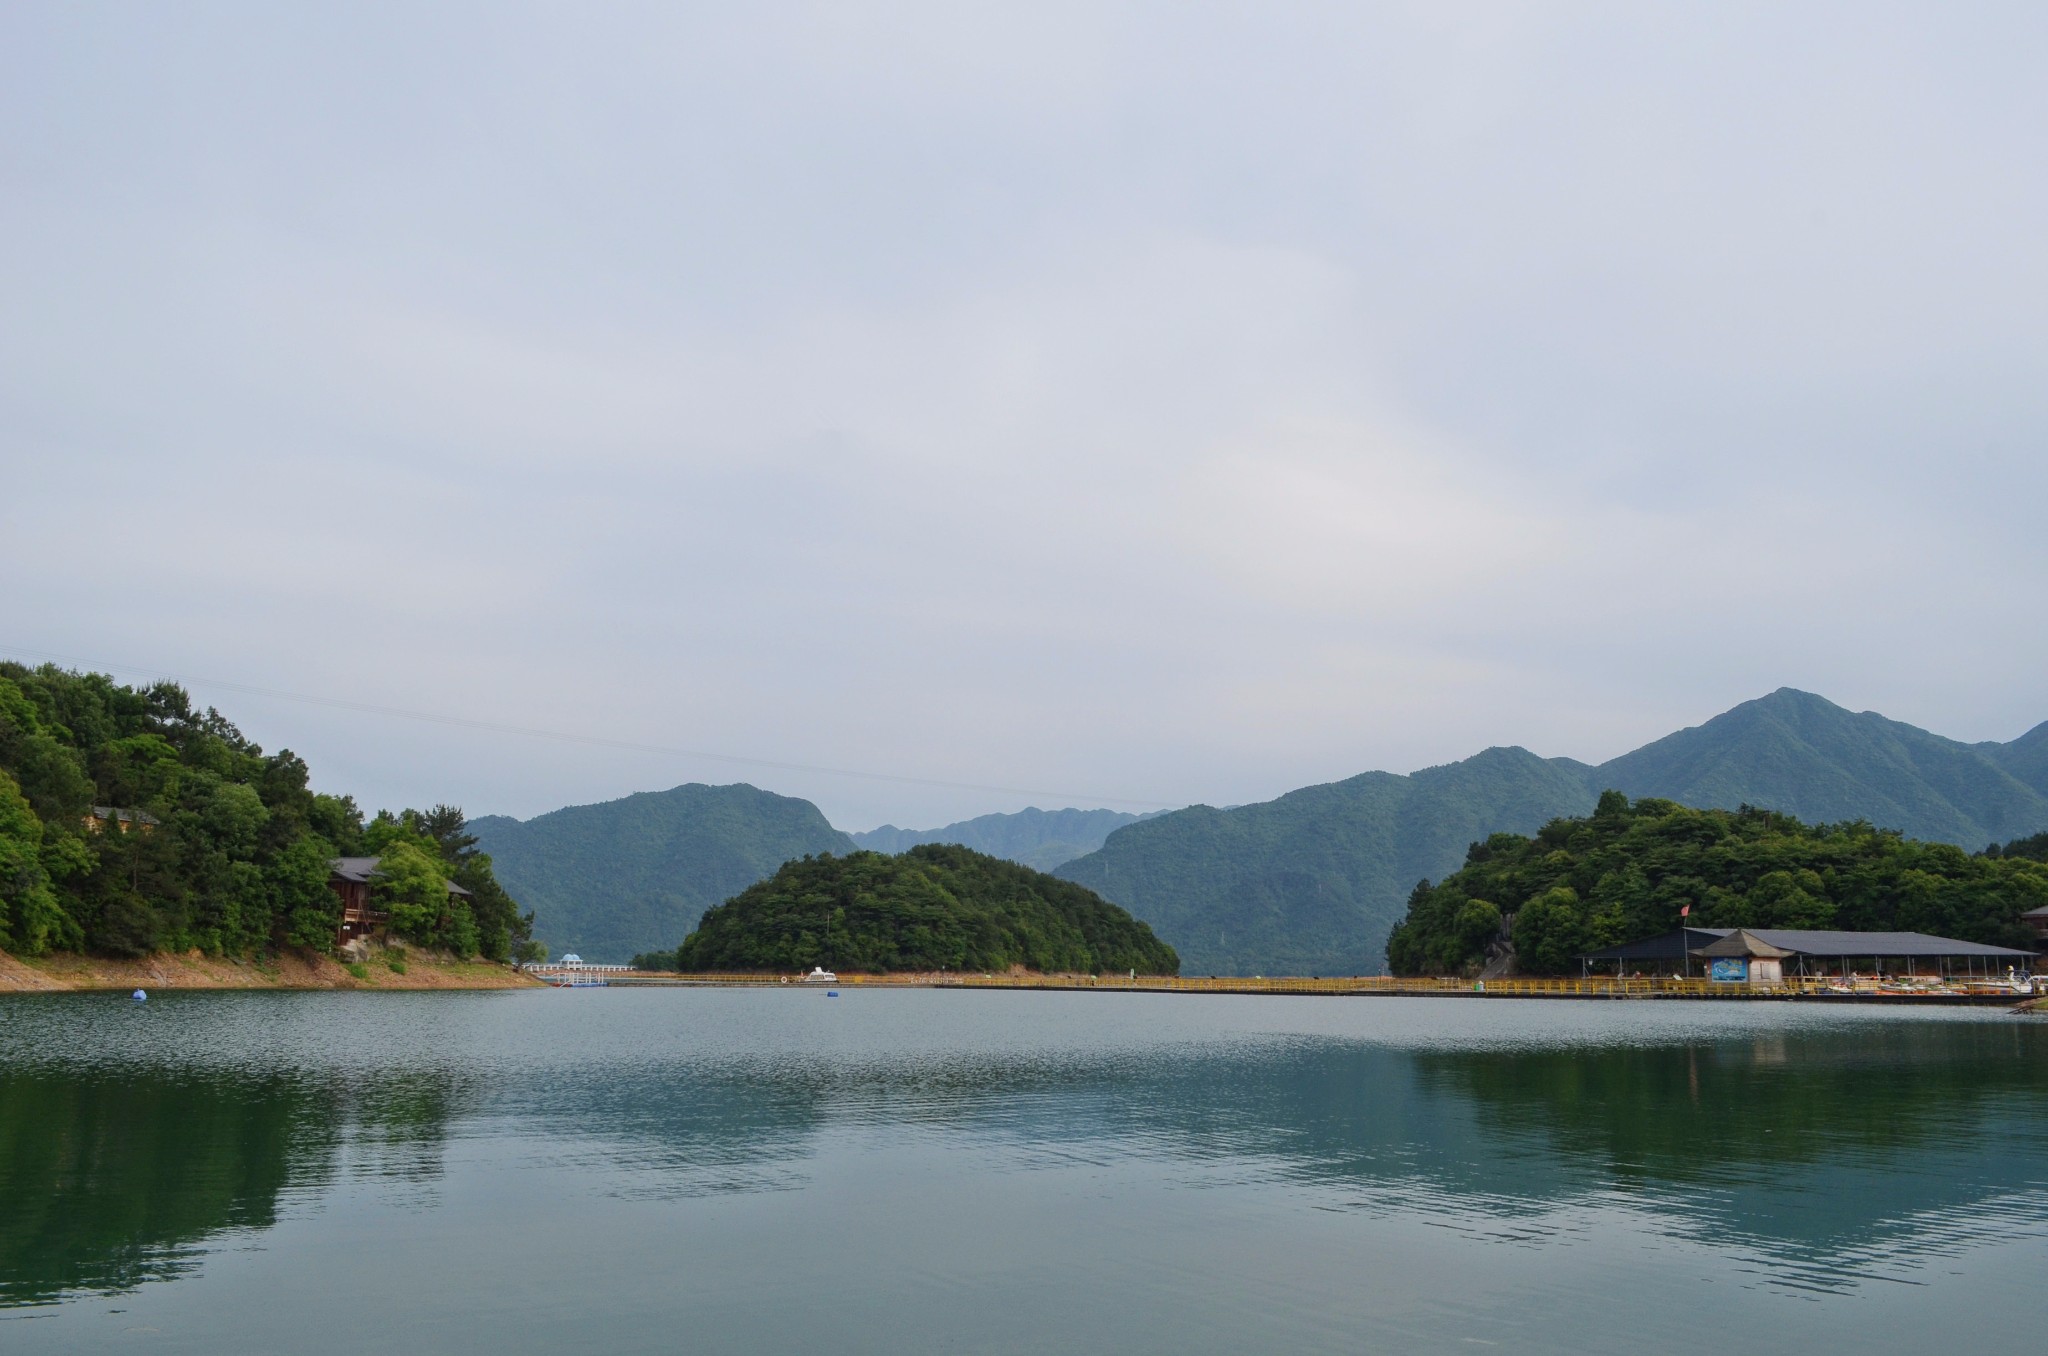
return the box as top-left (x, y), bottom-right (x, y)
top-left (801, 967), bottom-right (838, 984)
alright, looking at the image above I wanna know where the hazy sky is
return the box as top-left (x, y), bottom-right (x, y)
top-left (4, 3), bottom-right (2043, 830)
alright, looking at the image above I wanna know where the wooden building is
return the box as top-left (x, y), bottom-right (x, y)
top-left (1581, 927), bottom-right (2036, 979)
top-left (84, 806), bottom-right (160, 834)
top-left (327, 856), bottom-right (471, 948)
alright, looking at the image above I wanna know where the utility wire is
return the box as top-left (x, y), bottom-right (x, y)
top-left (0, 643), bottom-right (1176, 809)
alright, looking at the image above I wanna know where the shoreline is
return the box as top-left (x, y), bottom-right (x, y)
top-left (0, 946), bottom-right (543, 993)
top-left (601, 970), bottom-right (2039, 1005)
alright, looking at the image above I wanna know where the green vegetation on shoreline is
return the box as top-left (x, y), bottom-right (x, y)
top-left (0, 664), bottom-right (530, 962)
top-left (656, 844), bottom-right (1179, 975)
top-left (1387, 792), bottom-right (2048, 976)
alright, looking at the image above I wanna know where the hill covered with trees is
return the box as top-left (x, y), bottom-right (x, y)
top-left (661, 844), bottom-right (1178, 975)
top-left (0, 664), bottom-right (529, 961)
top-left (471, 783), bottom-right (856, 961)
top-left (1386, 792), bottom-right (2048, 976)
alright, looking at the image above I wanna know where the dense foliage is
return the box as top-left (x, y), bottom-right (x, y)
top-left (670, 844), bottom-right (1179, 975)
top-left (0, 664), bottom-right (530, 960)
top-left (470, 783), bottom-right (855, 962)
top-left (1983, 830), bottom-right (2048, 863)
top-left (1386, 792), bottom-right (2048, 976)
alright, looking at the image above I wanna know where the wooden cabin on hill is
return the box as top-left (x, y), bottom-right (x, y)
top-left (327, 856), bottom-right (471, 948)
top-left (84, 806), bottom-right (159, 834)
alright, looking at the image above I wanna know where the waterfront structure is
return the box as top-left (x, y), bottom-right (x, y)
top-left (2023, 906), bottom-right (2048, 946)
top-left (1580, 927), bottom-right (2035, 980)
top-left (327, 856), bottom-right (472, 948)
top-left (1693, 929), bottom-right (1795, 984)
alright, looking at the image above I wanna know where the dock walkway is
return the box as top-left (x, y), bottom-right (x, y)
top-left (574, 971), bottom-right (2037, 1004)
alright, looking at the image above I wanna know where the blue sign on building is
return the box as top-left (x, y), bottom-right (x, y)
top-left (1709, 958), bottom-right (1748, 982)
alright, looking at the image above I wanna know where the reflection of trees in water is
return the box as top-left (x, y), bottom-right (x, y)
top-left (1405, 1024), bottom-right (2048, 1284)
top-left (579, 1026), bottom-right (2048, 1288)
top-left (0, 1066), bottom-right (472, 1307)
top-left (7, 1020), bottom-right (2046, 1306)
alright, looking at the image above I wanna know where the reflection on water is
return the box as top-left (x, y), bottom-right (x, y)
top-left (2, 991), bottom-right (2044, 1345)
top-left (0, 1062), bottom-right (473, 1306)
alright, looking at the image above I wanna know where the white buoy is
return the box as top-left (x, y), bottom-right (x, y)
top-left (132, 989), bottom-right (147, 1002)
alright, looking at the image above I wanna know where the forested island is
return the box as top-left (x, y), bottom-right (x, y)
top-left (645, 844), bottom-right (1179, 975)
top-left (1387, 791), bottom-right (2048, 976)
top-left (0, 664), bottom-right (533, 965)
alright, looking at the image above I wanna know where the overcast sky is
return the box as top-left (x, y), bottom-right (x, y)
top-left (4, 2), bottom-right (2043, 831)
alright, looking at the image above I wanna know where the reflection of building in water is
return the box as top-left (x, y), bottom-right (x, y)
top-left (1580, 927), bottom-right (2035, 982)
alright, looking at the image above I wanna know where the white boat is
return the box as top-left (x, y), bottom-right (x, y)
top-left (801, 966), bottom-right (838, 984)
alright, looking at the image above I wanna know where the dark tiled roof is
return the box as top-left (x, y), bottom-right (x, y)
top-left (329, 855), bottom-right (471, 895)
top-left (330, 856), bottom-right (383, 883)
top-left (1583, 927), bottom-right (2033, 961)
top-left (89, 806), bottom-right (160, 825)
top-left (1695, 929), bottom-right (1798, 959)
top-left (1739, 929), bottom-right (2034, 959)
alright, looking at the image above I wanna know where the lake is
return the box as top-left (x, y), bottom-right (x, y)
top-left (2, 989), bottom-right (2044, 1353)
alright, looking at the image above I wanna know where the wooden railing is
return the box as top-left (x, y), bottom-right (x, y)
top-left (606, 972), bottom-right (2033, 1000)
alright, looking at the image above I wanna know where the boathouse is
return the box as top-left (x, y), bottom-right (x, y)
top-left (1580, 927), bottom-right (2036, 980)
top-left (327, 856), bottom-right (471, 947)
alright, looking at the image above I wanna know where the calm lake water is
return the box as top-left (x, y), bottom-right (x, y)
top-left (2, 989), bottom-right (2044, 1354)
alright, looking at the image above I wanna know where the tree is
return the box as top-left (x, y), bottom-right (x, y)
top-left (0, 768), bottom-right (75, 954)
top-left (1512, 887), bottom-right (1585, 975)
top-left (274, 835), bottom-right (342, 952)
top-left (373, 840), bottom-right (467, 951)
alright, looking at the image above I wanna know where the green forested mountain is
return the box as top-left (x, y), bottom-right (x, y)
top-left (471, 783), bottom-right (855, 961)
top-left (1056, 746), bottom-right (1596, 975)
top-left (1598, 689), bottom-right (2048, 846)
top-left (850, 806), bottom-right (1158, 872)
top-left (0, 664), bottom-right (527, 960)
top-left (1057, 689), bottom-right (2048, 976)
top-left (669, 844), bottom-right (1178, 975)
top-left (1386, 793), bottom-right (2048, 976)
top-left (1984, 721), bottom-right (2048, 801)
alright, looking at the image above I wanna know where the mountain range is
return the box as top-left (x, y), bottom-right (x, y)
top-left (473, 689), bottom-right (2048, 968)
top-left (1055, 689), bottom-right (2048, 975)
top-left (470, 784), bottom-right (855, 960)
top-left (850, 807), bottom-right (1156, 872)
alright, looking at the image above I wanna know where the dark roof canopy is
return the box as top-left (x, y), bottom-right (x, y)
top-left (89, 806), bottom-right (160, 825)
top-left (1583, 927), bottom-right (2033, 962)
top-left (330, 856), bottom-right (381, 883)
top-left (328, 855), bottom-right (470, 896)
top-left (1695, 929), bottom-right (1797, 959)
top-left (1582, 928), bottom-right (1726, 961)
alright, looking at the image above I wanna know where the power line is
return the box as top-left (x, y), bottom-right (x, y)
top-left (0, 644), bottom-right (1176, 809)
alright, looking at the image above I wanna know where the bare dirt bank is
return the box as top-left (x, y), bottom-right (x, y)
top-left (0, 946), bottom-right (543, 993)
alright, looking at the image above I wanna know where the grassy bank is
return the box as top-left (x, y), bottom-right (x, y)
top-left (0, 945), bottom-right (543, 993)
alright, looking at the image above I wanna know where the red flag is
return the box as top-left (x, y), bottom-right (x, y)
top-left (1680, 905), bottom-right (1691, 918)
